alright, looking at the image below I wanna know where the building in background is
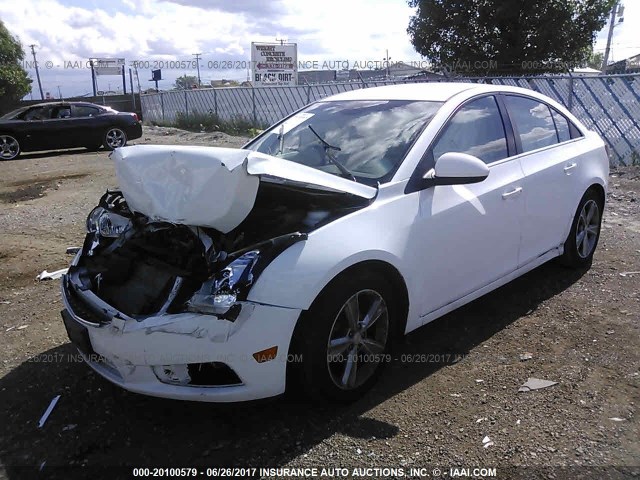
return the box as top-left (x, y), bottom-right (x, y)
top-left (298, 70), bottom-right (336, 84)
top-left (605, 53), bottom-right (640, 74)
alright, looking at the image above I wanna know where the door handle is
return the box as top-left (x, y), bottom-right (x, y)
top-left (502, 187), bottom-right (523, 199)
top-left (564, 163), bottom-right (577, 173)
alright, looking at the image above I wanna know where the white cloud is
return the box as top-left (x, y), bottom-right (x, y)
top-left (1, 0), bottom-right (637, 97)
top-left (594, 1), bottom-right (640, 63)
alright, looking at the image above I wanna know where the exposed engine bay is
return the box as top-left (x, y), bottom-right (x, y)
top-left (68, 181), bottom-right (370, 320)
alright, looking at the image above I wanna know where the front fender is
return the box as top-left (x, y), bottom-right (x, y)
top-left (247, 240), bottom-right (405, 311)
top-left (246, 189), bottom-right (418, 318)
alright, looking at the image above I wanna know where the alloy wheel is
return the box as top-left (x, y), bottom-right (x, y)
top-left (105, 128), bottom-right (126, 149)
top-left (0, 135), bottom-right (20, 160)
top-left (326, 289), bottom-right (389, 390)
top-left (576, 199), bottom-right (600, 259)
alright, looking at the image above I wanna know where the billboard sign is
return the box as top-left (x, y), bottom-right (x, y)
top-left (251, 42), bottom-right (297, 86)
top-left (91, 58), bottom-right (125, 76)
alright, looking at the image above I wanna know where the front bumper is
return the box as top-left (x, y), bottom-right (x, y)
top-left (61, 273), bottom-right (301, 402)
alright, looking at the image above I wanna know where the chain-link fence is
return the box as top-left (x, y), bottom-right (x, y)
top-left (140, 74), bottom-right (640, 166)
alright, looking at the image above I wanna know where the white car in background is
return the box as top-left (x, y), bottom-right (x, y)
top-left (61, 83), bottom-right (608, 402)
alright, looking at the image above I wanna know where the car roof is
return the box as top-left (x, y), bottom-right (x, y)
top-left (323, 82), bottom-right (542, 103)
top-left (24, 101), bottom-right (106, 109)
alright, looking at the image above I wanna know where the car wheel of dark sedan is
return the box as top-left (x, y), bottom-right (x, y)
top-left (559, 188), bottom-right (603, 268)
top-left (103, 128), bottom-right (127, 150)
top-left (0, 135), bottom-right (20, 160)
top-left (292, 270), bottom-right (394, 403)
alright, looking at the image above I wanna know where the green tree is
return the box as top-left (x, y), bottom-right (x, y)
top-left (584, 50), bottom-right (604, 70)
top-left (174, 74), bottom-right (199, 90)
top-left (0, 21), bottom-right (32, 113)
top-left (407, 0), bottom-right (616, 75)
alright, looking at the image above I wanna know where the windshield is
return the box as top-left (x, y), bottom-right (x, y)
top-left (1, 107), bottom-right (29, 120)
top-left (245, 99), bottom-right (442, 185)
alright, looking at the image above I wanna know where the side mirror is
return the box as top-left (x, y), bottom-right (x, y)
top-left (424, 152), bottom-right (489, 186)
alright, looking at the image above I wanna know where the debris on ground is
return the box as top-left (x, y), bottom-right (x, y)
top-left (619, 271), bottom-right (640, 277)
top-left (519, 352), bottom-right (533, 361)
top-left (66, 247), bottom-right (81, 255)
top-left (518, 378), bottom-right (558, 392)
top-left (38, 395), bottom-right (61, 428)
top-left (36, 268), bottom-right (69, 281)
top-left (608, 417), bottom-right (626, 422)
top-left (16, 325), bottom-right (28, 330)
top-left (482, 436), bottom-right (494, 448)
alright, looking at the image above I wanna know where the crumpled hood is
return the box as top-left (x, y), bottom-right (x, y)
top-left (111, 145), bottom-right (376, 233)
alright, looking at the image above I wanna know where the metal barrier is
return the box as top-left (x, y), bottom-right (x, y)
top-left (140, 74), bottom-right (640, 166)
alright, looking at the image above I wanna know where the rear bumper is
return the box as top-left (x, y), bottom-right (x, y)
top-left (127, 122), bottom-right (143, 141)
top-left (61, 273), bottom-right (301, 402)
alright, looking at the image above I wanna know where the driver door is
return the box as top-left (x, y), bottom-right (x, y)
top-left (406, 95), bottom-right (525, 320)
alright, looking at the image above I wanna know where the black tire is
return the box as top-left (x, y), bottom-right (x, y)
top-left (0, 134), bottom-right (20, 161)
top-left (103, 127), bottom-right (127, 151)
top-left (558, 188), bottom-right (604, 268)
top-left (290, 269), bottom-right (397, 403)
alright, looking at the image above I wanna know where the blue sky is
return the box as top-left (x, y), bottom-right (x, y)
top-left (1, 0), bottom-right (638, 98)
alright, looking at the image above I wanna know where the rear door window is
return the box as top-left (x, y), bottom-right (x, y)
top-left (73, 105), bottom-right (102, 117)
top-left (504, 96), bottom-right (558, 153)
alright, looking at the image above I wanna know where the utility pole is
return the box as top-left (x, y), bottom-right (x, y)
top-left (384, 49), bottom-right (391, 78)
top-left (276, 37), bottom-right (287, 46)
top-left (29, 45), bottom-right (44, 100)
top-left (601, 2), bottom-right (619, 72)
top-left (193, 53), bottom-right (202, 86)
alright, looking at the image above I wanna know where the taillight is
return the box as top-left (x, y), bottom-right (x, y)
top-left (131, 113), bottom-right (139, 122)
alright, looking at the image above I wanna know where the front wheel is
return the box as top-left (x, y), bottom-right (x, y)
top-left (103, 127), bottom-right (127, 150)
top-left (291, 270), bottom-right (395, 403)
top-left (559, 189), bottom-right (603, 267)
top-left (0, 134), bottom-right (20, 160)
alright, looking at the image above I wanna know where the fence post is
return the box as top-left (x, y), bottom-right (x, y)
top-left (252, 86), bottom-right (257, 125)
top-left (306, 84), bottom-right (311, 104)
top-left (184, 90), bottom-right (189, 118)
top-left (213, 88), bottom-right (218, 118)
top-left (568, 72), bottom-right (574, 113)
top-left (160, 92), bottom-right (165, 122)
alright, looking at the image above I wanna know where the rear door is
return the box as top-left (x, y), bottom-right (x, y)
top-left (70, 104), bottom-right (105, 147)
top-left (502, 95), bottom-right (581, 266)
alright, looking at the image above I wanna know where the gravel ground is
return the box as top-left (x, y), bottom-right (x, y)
top-left (0, 127), bottom-right (638, 480)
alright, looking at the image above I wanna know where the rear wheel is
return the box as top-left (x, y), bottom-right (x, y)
top-left (291, 270), bottom-right (395, 403)
top-left (559, 189), bottom-right (603, 267)
top-left (103, 127), bottom-right (127, 150)
top-left (0, 135), bottom-right (20, 160)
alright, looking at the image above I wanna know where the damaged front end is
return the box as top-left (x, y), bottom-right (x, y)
top-left (60, 146), bottom-right (374, 400)
top-left (69, 190), bottom-right (306, 323)
top-left (67, 177), bottom-right (369, 322)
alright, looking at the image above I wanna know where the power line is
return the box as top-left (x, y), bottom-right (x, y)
top-left (29, 44), bottom-right (44, 100)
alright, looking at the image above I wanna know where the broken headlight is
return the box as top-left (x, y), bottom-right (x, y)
top-left (186, 251), bottom-right (260, 315)
top-left (86, 207), bottom-right (130, 237)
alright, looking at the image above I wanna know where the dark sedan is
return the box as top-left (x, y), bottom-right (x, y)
top-left (0, 102), bottom-right (142, 160)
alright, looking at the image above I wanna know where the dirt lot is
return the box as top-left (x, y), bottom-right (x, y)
top-left (0, 127), bottom-right (638, 480)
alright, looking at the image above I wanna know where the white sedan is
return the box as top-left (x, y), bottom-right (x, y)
top-left (60, 83), bottom-right (608, 402)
